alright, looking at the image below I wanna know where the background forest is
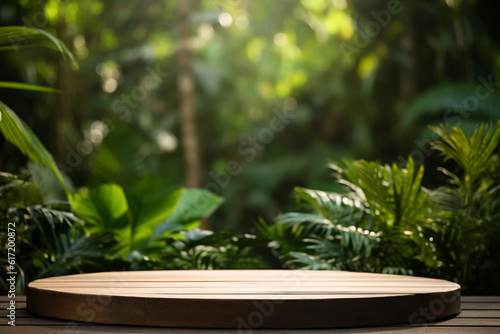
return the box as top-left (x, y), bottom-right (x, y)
top-left (1, 0), bottom-right (500, 295)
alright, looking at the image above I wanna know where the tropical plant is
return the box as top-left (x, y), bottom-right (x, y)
top-left (263, 120), bottom-right (500, 294)
top-left (0, 171), bottom-right (124, 295)
top-left (159, 229), bottom-right (269, 270)
top-left (257, 189), bottom-right (378, 271)
top-left (0, 26), bottom-right (223, 293)
top-left (0, 26), bottom-right (77, 193)
top-left (427, 120), bottom-right (500, 294)
top-left (69, 176), bottom-right (223, 259)
top-left (0, 26), bottom-right (89, 294)
top-left (261, 157), bottom-right (436, 273)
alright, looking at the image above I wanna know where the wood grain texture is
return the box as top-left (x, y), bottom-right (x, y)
top-left (26, 270), bottom-right (461, 329)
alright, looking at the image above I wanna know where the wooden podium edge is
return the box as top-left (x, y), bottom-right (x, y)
top-left (26, 284), bottom-right (461, 329)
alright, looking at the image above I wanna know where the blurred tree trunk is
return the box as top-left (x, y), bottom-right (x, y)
top-left (53, 3), bottom-right (81, 167)
top-left (452, 10), bottom-right (474, 82)
top-left (177, 0), bottom-right (201, 189)
top-left (398, 8), bottom-right (416, 106)
top-left (177, 0), bottom-right (207, 229)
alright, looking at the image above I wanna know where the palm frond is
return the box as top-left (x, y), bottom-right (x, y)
top-left (35, 230), bottom-right (120, 278)
top-left (330, 157), bottom-right (428, 228)
top-left (426, 186), bottom-right (462, 212)
top-left (430, 120), bottom-right (500, 180)
top-left (293, 187), bottom-right (367, 223)
top-left (0, 26), bottom-right (77, 69)
top-left (0, 82), bottom-right (61, 93)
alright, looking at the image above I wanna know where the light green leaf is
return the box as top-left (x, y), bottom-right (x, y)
top-left (125, 176), bottom-right (183, 251)
top-left (70, 184), bottom-right (130, 236)
top-left (70, 181), bottom-right (223, 257)
top-left (150, 188), bottom-right (224, 243)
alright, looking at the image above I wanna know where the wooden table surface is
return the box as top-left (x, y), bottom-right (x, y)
top-left (1, 295), bottom-right (500, 333)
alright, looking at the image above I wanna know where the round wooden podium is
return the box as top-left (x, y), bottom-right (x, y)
top-left (26, 270), bottom-right (460, 329)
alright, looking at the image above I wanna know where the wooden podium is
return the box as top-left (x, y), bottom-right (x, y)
top-left (26, 270), bottom-right (460, 328)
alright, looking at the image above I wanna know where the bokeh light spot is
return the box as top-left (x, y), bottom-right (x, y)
top-left (218, 12), bottom-right (233, 27)
top-left (273, 33), bottom-right (288, 46)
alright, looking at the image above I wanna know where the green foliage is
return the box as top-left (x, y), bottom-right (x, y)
top-left (0, 27), bottom-right (120, 293)
top-left (7, 204), bottom-right (121, 279)
top-left (0, 174), bottom-right (123, 294)
top-left (159, 229), bottom-right (269, 270)
top-left (69, 179), bottom-right (223, 257)
top-left (0, 25), bottom-right (226, 294)
top-left (430, 120), bottom-right (500, 185)
top-left (261, 187), bottom-right (377, 270)
top-left (3, 0), bottom-right (499, 232)
top-left (1, 1), bottom-right (500, 297)
top-left (0, 26), bottom-right (77, 194)
top-left (0, 26), bottom-right (77, 68)
top-left (263, 121), bottom-right (500, 294)
top-left (427, 120), bottom-right (500, 294)
top-left (0, 101), bottom-right (69, 193)
top-left (401, 84), bottom-right (500, 127)
top-left (0, 166), bottom-right (224, 293)
top-left (330, 157), bottom-right (428, 228)
top-left (0, 171), bottom-right (43, 210)
top-left (70, 183), bottom-right (129, 233)
top-left (264, 157), bottom-right (435, 272)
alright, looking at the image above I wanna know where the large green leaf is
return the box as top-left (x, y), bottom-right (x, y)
top-left (0, 26), bottom-right (78, 69)
top-left (125, 177), bottom-right (183, 251)
top-left (0, 101), bottom-right (69, 193)
top-left (149, 188), bottom-right (224, 244)
top-left (70, 183), bottom-right (130, 235)
top-left (70, 182), bottom-right (223, 257)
